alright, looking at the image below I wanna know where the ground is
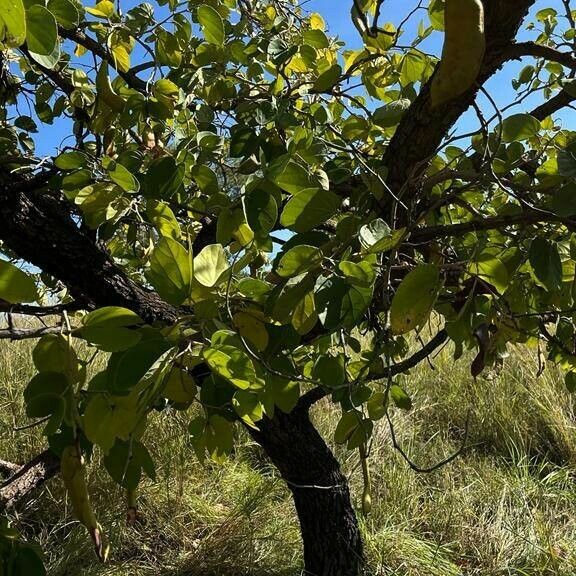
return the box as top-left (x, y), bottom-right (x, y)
top-left (2, 333), bottom-right (576, 575)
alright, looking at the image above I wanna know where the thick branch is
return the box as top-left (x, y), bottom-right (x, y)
top-left (411, 211), bottom-right (572, 243)
top-left (382, 0), bottom-right (536, 198)
top-left (503, 41), bottom-right (576, 69)
top-left (0, 450), bottom-right (59, 511)
top-left (0, 173), bottom-right (177, 325)
top-left (530, 87), bottom-right (576, 121)
top-left (0, 459), bottom-right (20, 477)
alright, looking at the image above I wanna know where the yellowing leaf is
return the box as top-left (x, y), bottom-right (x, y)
top-left (233, 311), bottom-right (269, 351)
top-left (310, 13), bottom-right (325, 30)
top-left (85, 0), bottom-right (115, 18)
top-left (390, 264), bottom-right (442, 335)
top-left (194, 244), bottom-right (228, 287)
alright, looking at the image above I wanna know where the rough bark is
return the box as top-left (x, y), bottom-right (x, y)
top-left (382, 0), bottom-right (536, 201)
top-left (0, 172), bottom-right (177, 325)
top-left (0, 169), bottom-right (366, 572)
top-left (0, 450), bottom-right (59, 511)
top-left (250, 404), bottom-right (363, 576)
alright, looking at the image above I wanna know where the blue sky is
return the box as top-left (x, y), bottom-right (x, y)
top-left (308, 0), bottom-right (574, 130)
top-left (32, 0), bottom-right (574, 156)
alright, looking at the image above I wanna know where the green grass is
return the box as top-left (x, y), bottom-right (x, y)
top-left (2, 336), bottom-right (576, 575)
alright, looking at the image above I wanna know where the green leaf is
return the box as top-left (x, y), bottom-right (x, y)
top-left (26, 5), bottom-right (60, 69)
top-left (33, 334), bottom-right (77, 377)
top-left (0, 0), bottom-right (26, 48)
top-left (82, 325), bottom-right (142, 352)
top-left (359, 219), bottom-right (405, 253)
top-left (529, 238), bottom-right (563, 292)
top-left (104, 439), bottom-right (155, 489)
top-left (205, 415), bottom-right (234, 462)
top-left (108, 161), bottom-right (140, 193)
top-left (54, 151), bottom-right (86, 170)
top-left (390, 384), bottom-right (412, 410)
top-left (243, 189), bottom-right (278, 236)
top-left (291, 291), bottom-right (318, 335)
top-left (500, 114), bottom-right (541, 143)
top-left (313, 64), bottom-right (341, 92)
top-left (162, 367), bottom-right (196, 403)
top-left (390, 264), bottom-right (441, 335)
top-left (47, 0), bottom-right (79, 29)
top-left (428, 0), bottom-right (445, 30)
top-left (146, 237), bottom-right (193, 305)
top-left (24, 372), bottom-right (68, 418)
top-left (0, 260), bottom-right (38, 303)
top-left (315, 275), bottom-right (372, 330)
top-left (280, 188), bottom-right (341, 233)
top-left (367, 391), bottom-right (386, 420)
top-left (264, 359), bottom-right (300, 414)
top-left (468, 254), bottom-right (509, 294)
top-left (145, 156), bottom-right (184, 198)
top-left (155, 29), bottom-right (182, 67)
top-left (334, 411), bottom-right (360, 444)
top-left (146, 199), bottom-right (181, 239)
top-left (373, 99), bottom-right (411, 128)
top-left (558, 143), bottom-right (576, 178)
top-left (106, 332), bottom-right (172, 392)
top-left (203, 343), bottom-right (261, 390)
top-left (276, 245), bottom-right (323, 278)
top-left (83, 306), bottom-right (143, 328)
top-left (339, 260), bottom-right (375, 287)
top-left (312, 354), bottom-right (345, 388)
top-left (269, 159), bottom-right (320, 195)
top-left (83, 393), bottom-right (143, 452)
top-left (193, 244), bottom-right (228, 287)
top-left (237, 278), bottom-right (271, 303)
top-left (197, 4), bottom-right (224, 46)
top-left (233, 310), bottom-right (269, 351)
top-left (232, 389), bottom-right (263, 427)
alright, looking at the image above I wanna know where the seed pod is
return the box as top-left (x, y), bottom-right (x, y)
top-left (359, 444), bottom-right (372, 517)
top-left (430, 0), bottom-right (486, 108)
top-left (61, 445), bottom-right (108, 562)
top-left (96, 62), bottom-right (125, 113)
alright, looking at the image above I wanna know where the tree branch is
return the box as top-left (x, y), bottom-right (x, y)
top-left (530, 87), bottom-right (576, 120)
top-left (380, 329), bottom-right (449, 379)
top-left (382, 0), bottom-right (536, 199)
top-left (502, 41), bottom-right (576, 69)
top-left (0, 301), bottom-right (87, 317)
top-left (411, 211), bottom-right (573, 244)
top-left (58, 26), bottom-right (147, 93)
top-left (0, 459), bottom-right (20, 477)
top-left (0, 450), bottom-right (59, 511)
top-left (0, 172), bottom-right (177, 325)
top-left (0, 325), bottom-right (76, 341)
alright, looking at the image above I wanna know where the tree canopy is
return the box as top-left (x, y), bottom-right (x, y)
top-left (1, 0), bottom-right (576, 574)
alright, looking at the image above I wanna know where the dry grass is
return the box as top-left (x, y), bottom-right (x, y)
top-left (2, 334), bottom-right (576, 575)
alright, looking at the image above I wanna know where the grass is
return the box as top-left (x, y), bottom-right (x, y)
top-left (2, 335), bottom-right (576, 575)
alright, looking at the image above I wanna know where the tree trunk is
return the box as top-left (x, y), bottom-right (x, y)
top-left (250, 403), bottom-right (364, 576)
top-left (0, 173), bottom-right (364, 572)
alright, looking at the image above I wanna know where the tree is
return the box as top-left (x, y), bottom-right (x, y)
top-left (0, 0), bottom-right (575, 573)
